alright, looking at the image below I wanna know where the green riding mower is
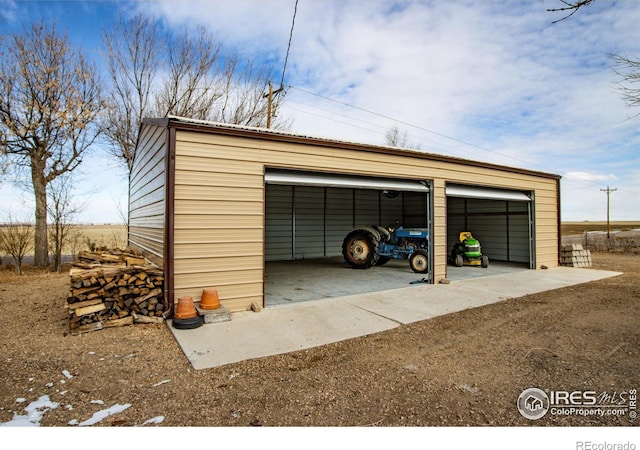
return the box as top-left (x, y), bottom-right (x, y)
top-left (449, 231), bottom-right (489, 268)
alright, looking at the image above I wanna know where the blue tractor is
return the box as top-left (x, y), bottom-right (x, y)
top-left (342, 224), bottom-right (430, 273)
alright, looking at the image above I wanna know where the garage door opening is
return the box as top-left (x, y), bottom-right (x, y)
top-left (265, 169), bottom-right (433, 306)
top-left (446, 184), bottom-right (533, 281)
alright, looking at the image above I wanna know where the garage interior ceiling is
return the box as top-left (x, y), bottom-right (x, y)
top-left (446, 184), bottom-right (531, 202)
top-left (265, 168), bottom-right (430, 192)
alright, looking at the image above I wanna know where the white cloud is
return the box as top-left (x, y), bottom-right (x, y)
top-left (564, 172), bottom-right (617, 182)
top-left (2, 0), bottom-right (639, 222)
top-left (138, 0), bottom-right (640, 221)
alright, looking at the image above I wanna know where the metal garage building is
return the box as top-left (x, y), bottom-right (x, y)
top-left (128, 116), bottom-right (561, 315)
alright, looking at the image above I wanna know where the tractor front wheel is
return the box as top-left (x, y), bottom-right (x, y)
top-left (481, 255), bottom-right (489, 268)
top-left (409, 250), bottom-right (429, 273)
top-left (455, 254), bottom-right (464, 267)
top-left (342, 229), bottom-right (380, 269)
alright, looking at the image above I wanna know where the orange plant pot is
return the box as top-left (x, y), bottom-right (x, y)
top-left (200, 288), bottom-right (221, 310)
top-left (174, 296), bottom-right (198, 319)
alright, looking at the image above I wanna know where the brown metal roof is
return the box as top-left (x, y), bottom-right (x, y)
top-left (143, 115), bottom-right (561, 180)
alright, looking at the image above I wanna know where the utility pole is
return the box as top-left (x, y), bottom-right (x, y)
top-left (264, 81), bottom-right (283, 129)
top-left (600, 186), bottom-right (617, 239)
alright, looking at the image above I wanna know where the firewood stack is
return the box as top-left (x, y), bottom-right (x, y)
top-left (67, 248), bottom-right (165, 335)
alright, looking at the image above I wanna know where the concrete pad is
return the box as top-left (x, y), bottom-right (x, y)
top-left (168, 298), bottom-right (398, 369)
top-left (341, 283), bottom-right (504, 325)
top-left (457, 267), bottom-right (622, 298)
top-left (168, 266), bottom-right (622, 370)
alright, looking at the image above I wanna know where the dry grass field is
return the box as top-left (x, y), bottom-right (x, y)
top-left (562, 221), bottom-right (640, 254)
top-left (68, 224), bottom-right (128, 253)
top-left (561, 221), bottom-right (640, 236)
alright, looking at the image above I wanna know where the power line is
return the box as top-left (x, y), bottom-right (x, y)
top-left (280, 0), bottom-right (299, 89)
top-left (282, 85), bottom-right (637, 199)
top-left (285, 84), bottom-right (551, 170)
top-left (285, 99), bottom-right (482, 160)
top-left (265, 0), bottom-right (299, 128)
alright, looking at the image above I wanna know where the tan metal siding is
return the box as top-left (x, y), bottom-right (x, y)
top-left (432, 180), bottom-right (448, 283)
top-left (173, 141), bottom-right (264, 311)
top-left (533, 180), bottom-right (560, 269)
top-left (172, 129), bottom-right (559, 311)
top-left (128, 124), bottom-right (167, 265)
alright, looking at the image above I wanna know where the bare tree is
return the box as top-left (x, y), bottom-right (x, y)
top-left (102, 15), bottom-right (160, 172)
top-left (612, 54), bottom-right (640, 117)
top-left (48, 175), bottom-right (81, 273)
top-left (547, 0), bottom-right (596, 23)
top-left (0, 22), bottom-right (103, 267)
top-left (0, 217), bottom-right (33, 275)
top-left (103, 15), bottom-right (289, 171)
top-left (154, 26), bottom-right (224, 119)
top-left (215, 57), bottom-right (271, 127)
top-left (547, 2), bottom-right (640, 118)
top-left (385, 124), bottom-right (421, 149)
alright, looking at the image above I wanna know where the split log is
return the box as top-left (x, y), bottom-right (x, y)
top-left (103, 316), bottom-right (134, 328)
top-left (75, 303), bottom-right (106, 316)
top-left (133, 312), bottom-right (164, 324)
top-left (66, 299), bottom-right (103, 310)
top-left (66, 247), bottom-right (164, 333)
top-left (70, 322), bottom-right (104, 335)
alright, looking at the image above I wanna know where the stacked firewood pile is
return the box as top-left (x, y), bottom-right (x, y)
top-left (67, 248), bottom-right (165, 335)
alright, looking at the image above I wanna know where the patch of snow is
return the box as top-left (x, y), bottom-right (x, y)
top-left (68, 419), bottom-right (78, 425)
top-left (62, 370), bottom-right (73, 379)
top-left (142, 416), bottom-right (165, 426)
top-left (88, 351), bottom-right (95, 355)
top-left (45, 382), bottom-right (53, 388)
top-left (229, 372), bottom-right (240, 380)
top-left (77, 403), bottom-right (131, 427)
top-left (66, 405), bottom-right (73, 410)
top-left (152, 380), bottom-right (171, 387)
top-left (0, 395), bottom-right (59, 427)
top-left (16, 398), bottom-right (26, 403)
top-left (90, 400), bottom-right (104, 405)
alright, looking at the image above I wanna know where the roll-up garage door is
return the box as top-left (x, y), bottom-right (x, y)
top-left (446, 185), bottom-right (531, 202)
top-left (265, 169), bottom-right (431, 261)
top-left (266, 169), bottom-right (430, 192)
top-left (446, 184), bottom-right (533, 267)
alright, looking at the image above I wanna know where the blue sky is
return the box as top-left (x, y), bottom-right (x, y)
top-left (1, 0), bottom-right (639, 222)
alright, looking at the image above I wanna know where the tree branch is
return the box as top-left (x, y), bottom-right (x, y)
top-left (547, 0), bottom-right (596, 24)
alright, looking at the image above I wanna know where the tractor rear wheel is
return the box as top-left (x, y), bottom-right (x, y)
top-left (342, 229), bottom-right (380, 269)
top-left (409, 250), bottom-right (429, 273)
top-left (375, 256), bottom-right (391, 266)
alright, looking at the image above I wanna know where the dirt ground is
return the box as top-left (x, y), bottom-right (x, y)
top-left (0, 253), bottom-right (638, 428)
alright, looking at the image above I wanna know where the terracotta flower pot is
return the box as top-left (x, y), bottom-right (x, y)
top-left (200, 288), bottom-right (221, 310)
top-left (174, 296), bottom-right (198, 319)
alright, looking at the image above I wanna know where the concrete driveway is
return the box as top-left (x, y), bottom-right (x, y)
top-left (168, 266), bottom-right (621, 370)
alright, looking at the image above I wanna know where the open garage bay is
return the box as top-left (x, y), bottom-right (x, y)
top-left (265, 257), bottom-right (529, 306)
